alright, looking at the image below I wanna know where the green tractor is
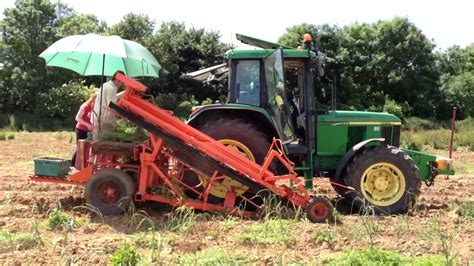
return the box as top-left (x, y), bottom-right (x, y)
top-left (185, 34), bottom-right (454, 214)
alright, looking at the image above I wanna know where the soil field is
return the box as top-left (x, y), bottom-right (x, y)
top-left (0, 132), bottom-right (473, 264)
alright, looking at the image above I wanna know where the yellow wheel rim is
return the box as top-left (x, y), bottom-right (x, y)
top-left (198, 139), bottom-right (253, 198)
top-left (360, 163), bottom-right (406, 207)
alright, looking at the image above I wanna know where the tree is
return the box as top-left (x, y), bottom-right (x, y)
top-left (278, 18), bottom-right (441, 118)
top-left (107, 13), bottom-right (154, 44)
top-left (148, 21), bottom-right (229, 101)
top-left (0, 0), bottom-right (58, 112)
top-left (57, 13), bottom-right (107, 37)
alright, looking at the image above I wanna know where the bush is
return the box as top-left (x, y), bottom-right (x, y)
top-left (402, 117), bottom-right (441, 131)
top-left (0, 132), bottom-right (5, 141)
top-left (35, 81), bottom-right (96, 120)
top-left (110, 243), bottom-right (141, 266)
top-left (383, 98), bottom-right (406, 120)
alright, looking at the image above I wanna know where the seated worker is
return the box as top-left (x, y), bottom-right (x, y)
top-left (92, 70), bottom-right (125, 140)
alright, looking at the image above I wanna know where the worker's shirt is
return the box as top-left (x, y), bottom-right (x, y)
top-left (93, 80), bottom-right (118, 125)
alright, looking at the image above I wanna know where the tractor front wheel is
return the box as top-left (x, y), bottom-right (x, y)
top-left (85, 168), bottom-right (135, 214)
top-left (344, 145), bottom-right (421, 214)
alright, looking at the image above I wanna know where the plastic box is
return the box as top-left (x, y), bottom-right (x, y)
top-left (34, 157), bottom-right (71, 178)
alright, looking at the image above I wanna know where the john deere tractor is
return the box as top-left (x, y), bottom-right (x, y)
top-left (184, 34), bottom-right (454, 214)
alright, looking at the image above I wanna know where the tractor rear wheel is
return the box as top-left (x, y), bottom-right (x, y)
top-left (184, 118), bottom-right (271, 207)
top-left (344, 145), bottom-right (421, 214)
top-left (85, 168), bottom-right (135, 214)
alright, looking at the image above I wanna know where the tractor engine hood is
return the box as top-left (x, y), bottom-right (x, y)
top-left (318, 110), bottom-right (401, 126)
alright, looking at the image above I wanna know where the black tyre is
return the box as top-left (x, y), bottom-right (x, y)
top-left (344, 145), bottom-right (421, 214)
top-left (184, 118), bottom-right (271, 207)
top-left (85, 168), bottom-right (135, 214)
top-left (305, 196), bottom-right (334, 223)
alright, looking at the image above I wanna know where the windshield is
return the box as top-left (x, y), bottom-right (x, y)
top-left (234, 60), bottom-right (260, 106)
top-left (264, 49), bottom-right (294, 141)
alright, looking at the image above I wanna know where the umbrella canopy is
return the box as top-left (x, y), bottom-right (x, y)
top-left (39, 34), bottom-right (160, 77)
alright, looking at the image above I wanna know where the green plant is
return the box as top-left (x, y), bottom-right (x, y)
top-left (323, 247), bottom-right (445, 265)
top-left (174, 248), bottom-right (251, 265)
top-left (360, 205), bottom-right (380, 248)
top-left (110, 242), bottom-right (141, 266)
top-left (458, 201), bottom-right (474, 220)
top-left (238, 219), bottom-right (295, 246)
top-left (0, 132), bottom-right (5, 141)
top-left (0, 230), bottom-right (42, 252)
top-left (421, 216), bottom-right (460, 265)
top-left (73, 204), bottom-right (105, 223)
top-left (314, 227), bottom-right (336, 250)
top-left (102, 119), bottom-right (147, 142)
top-left (7, 134), bottom-right (14, 140)
top-left (47, 207), bottom-right (77, 231)
top-left (164, 205), bottom-right (196, 233)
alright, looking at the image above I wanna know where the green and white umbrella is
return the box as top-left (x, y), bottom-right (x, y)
top-left (40, 34), bottom-right (160, 137)
top-left (39, 33), bottom-right (160, 77)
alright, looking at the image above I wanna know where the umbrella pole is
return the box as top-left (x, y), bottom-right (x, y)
top-left (98, 53), bottom-right (105, 139)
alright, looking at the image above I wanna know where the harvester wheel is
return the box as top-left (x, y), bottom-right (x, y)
top-left (85, 168), bottom-right (135, 214)
top-left (344, 145), bottom-right (421, 214)
top-left (185, 118), bottom-right (270, 207)
top-left (305, 196), bottom-right (334, 223)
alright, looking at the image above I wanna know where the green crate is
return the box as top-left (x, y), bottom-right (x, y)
top-left (34, 157), bottom-right (71, 178)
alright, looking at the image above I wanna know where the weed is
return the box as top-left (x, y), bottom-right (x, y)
top-left (458, 201), bottom-right (474, 220)
top-left (323, 247), bottom-right (445, 265)
top-left (73, 203), bottom-right (105, 223)
top-left (164, 205), bottom-right (196, 233)
top-left (0, 230), bottom-right (42, 252)
top-left (238, 219), bottom-right (295, 246)
top-left (110, 242), bottom-right (141, 266)
top-left (0, 132), bottom-right (5, 141)
top-left (220, 215), bottom-right (240, 230)
top-left (30, 220), bottom-right (44, 247)
top-left (47, 207), bottom-right (76, 231)
top-left (421, 216), bottom-right (460, 265)
top-left (174, 248), bottom-right (252, 265)
top-left (360, 205), bottom-right (380, 248)
top-left (314, 227), bottom-right (336, 250)
top-left (7, 134), bottom-right (14, 140)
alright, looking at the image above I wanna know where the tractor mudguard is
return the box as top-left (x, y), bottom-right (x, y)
top-left (333, 138), bottom-right (385, 183)
top-left (187, 104), bottom-right (280, 139)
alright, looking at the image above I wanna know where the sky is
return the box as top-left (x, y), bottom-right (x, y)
top-left (0, 0), bottom-right (473, 50)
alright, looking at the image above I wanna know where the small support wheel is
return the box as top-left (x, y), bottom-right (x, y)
top-left (305, 196), bottom-right (334, 223)
top-left (85, 168), bottom-right (135, 214)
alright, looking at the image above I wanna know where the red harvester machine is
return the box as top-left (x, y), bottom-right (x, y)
top-left (30, 73), bottom-right (334, 223)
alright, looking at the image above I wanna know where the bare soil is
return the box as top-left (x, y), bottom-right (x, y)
top-left (0, 132), bottom-right (472, 264)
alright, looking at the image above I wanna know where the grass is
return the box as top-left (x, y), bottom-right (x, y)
top-left (323, 247), bottom-right (445, 265)
top-left (0, 222), bottom-right (43, 253)
top-left (237, 219), bottom-right (295, 246)
top-left (174, 248), bottom-right (253, 265)
top-left (163, 205), bottom-right (196, 233)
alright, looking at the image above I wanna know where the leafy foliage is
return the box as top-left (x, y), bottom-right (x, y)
top-left (110, 242), bottom-right (141, 266)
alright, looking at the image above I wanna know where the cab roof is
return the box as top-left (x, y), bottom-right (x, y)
top-left (225, 49), bottom-right (314, 60)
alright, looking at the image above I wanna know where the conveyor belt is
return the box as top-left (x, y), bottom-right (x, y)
top-left (109, 102), bottom-right (266, 194)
